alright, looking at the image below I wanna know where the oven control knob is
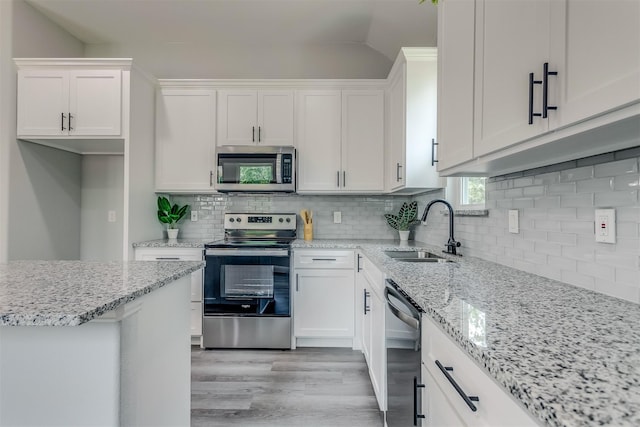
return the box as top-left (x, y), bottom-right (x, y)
top-left (236, 217), bottom-right (242, 223)
top-left (279, 218), bottom-right (284, 223)
top-left (286, 218), bottom-right (291, 223)
top-left (229, 218), bottom-right (234, 223)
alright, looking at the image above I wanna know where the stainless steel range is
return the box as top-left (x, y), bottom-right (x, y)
top-left (202, 213), bottom-right (296, 349)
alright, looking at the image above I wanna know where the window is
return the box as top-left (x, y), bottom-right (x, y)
top-left (447, 177), bottom-right (486, 210)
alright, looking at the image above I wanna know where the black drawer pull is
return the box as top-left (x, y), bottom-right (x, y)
top-left (311, 258), bottom-right (337, 261)
top-left (363, 289), bottom-right (370, 315)
top-left (435, 360), bottom-right (479, 412)
top-left (542, 62), bottom-right (558, 118)
top-left (61, 112), bottom-right (66, 131)
top-left (431, 138), bottom-right (438, 167)
top-left (413, 376), bottom-right (426, 425)
top-left (528, 72), bottom-right (542, 124)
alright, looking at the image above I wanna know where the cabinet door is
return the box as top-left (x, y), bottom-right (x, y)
top-left (369, 286), bottom-right (386, 410)
top-left (387, 66), bottom-right (406, 191)
top-left (473, 0), bottom-right (551, 157)
top-left (341, 90), bottom-right (384, 192)
top-left (155, 88), bottom-right (216, 192)
top-left (437, 0), bottom-right (475, 171)
top-left (257, 90), bottom-right (294, 146)
top-left (550, 0), bottom-right (640, 128)
top-left (68, 70), bottom-right (122, 136)
top-left (296, 90), bottom-right (342, 192)
top-left (422, 363), bottom-right (466, 426)
top-left (17, 69), bottom-right (69, 136)
top-left (217, 90), bottom-right (258, 146)
top-left (293, 269), bottom-right (354, 338)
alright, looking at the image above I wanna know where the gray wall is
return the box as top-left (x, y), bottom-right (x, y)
top-left (0, 0), bottom-right (13, 262)
top-left (85, 43), bottom-right (393, 79)
top-left (80, 155), bottom-right (124, 261)
top-left (6, 0), bottom-right (85, 260)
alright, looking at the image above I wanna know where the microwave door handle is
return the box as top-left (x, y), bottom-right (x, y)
top-left (276, 153), bottom-right (282, 184)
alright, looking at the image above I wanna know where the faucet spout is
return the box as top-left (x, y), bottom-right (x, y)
top-left (420, 199), bottom-right (461, 256)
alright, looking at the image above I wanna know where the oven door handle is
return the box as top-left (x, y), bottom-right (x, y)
top-left (205, 249), bottom-right (289, 257)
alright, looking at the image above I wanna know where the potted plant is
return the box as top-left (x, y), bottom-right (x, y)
top-left (384, 201), bottom-right (420, 241)
top-left (157, 196), bottom-right (189, 239)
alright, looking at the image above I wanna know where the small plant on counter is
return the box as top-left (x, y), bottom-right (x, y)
top-left (384, 201), bottom-right (420, 231)
top-left (157, 196), bottom-right (189, 229)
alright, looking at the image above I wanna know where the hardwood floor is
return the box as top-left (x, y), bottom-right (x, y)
top-left (191, 347), bottom-right (384, 427)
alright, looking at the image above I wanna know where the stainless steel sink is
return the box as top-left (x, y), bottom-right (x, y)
top-left (383, 250), bottom-right (453, 263)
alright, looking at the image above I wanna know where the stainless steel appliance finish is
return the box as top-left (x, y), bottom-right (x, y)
top-left (385, 279), bottom-right (424, 426)
top-left (215, 145), bottom-right (295, 193)
top-left (202, 213), bottom-right (296, 349)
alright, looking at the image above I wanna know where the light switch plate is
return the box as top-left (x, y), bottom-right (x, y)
top-left (595, 208), bottom-right (616, 243)
top-left (108, 210), bottom-right (116, 223)
top-left (508, 210), bottom-right (519, 233)
top-left (191, 211), bottom-right (198, 222)
top-left (333, 211), bottom-right (342, 224)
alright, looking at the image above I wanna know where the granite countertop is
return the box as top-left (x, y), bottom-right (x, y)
top-left (292, 239), bottom-right (640, 427)
top-left (132, 238), bottom-right (210, 248)
top-left (0, 260), bottom-right (204, 326)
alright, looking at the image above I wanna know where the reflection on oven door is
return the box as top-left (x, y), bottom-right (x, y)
top-left (222, 265), bottom-right (275, 299)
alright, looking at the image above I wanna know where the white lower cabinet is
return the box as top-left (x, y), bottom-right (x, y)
top-left (421, 314), bottom-right (538, 426)
top-left (293, 250), bottom-right (355, 347)
top-left (134, 247), bottom-right (203, 345)
top-left (356, 251), bottom-right (386, 411)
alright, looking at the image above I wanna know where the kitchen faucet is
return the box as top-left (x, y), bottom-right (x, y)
top-left (420, 199), bottom-right (461, 256)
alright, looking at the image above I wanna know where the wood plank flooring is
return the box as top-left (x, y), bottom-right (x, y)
top-left (191, 347), bottom-right (384, 427)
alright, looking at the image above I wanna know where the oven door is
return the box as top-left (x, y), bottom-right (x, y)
top-left (204, 248), bottom-right (290, 317)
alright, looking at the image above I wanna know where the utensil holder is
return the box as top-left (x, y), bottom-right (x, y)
top-left (304, 224), bottom-right (313, 241)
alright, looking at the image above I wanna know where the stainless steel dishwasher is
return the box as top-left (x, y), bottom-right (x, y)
top-left (385, 279), bottom-right (425, 427)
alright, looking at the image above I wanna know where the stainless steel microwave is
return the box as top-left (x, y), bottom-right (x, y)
top-left (215, 146), bottom-right (296, 193)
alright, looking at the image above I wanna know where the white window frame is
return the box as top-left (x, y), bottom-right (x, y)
top-left (447, 177), bottom-right (486, 210)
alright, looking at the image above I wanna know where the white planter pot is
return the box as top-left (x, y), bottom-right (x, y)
top-left (167, 229), bottom-right (179, 240)
top-left (398, 230), bottom-right (410, 241)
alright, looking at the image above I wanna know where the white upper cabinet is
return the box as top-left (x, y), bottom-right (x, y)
top-left (436, 0), bottom-right (475, 171)
top-left (17, 68), bottom-right (122, 138)
top-left (296, 89), bottom-right (385, 193)
top-left (549, 0), bottom-right (640, 129)
top-left (473, 0), bottom-right (552, 157)
top-left (217, 89), bottom-right (294, 146)
top-left (341, 90), bottom-right (385, 192)
top-left (437, 0), bottom-right (640, 176)
top-left (155, 87), bottom-right (216, 193)
top-left (386, 48), bottom-right (443, 194)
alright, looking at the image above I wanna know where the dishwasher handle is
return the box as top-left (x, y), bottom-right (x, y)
top-left (385, 286), bottom-right (420, 330)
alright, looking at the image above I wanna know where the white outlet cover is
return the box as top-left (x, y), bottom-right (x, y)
top-left (595, 208), bottom-right (616, 244)
top-left (333, 211), bottom-right (342, 224)
top-left (191, 211), bottom-right (198, 221)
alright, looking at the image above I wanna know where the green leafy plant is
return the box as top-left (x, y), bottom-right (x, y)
top-left (157, 196), bottom-right (189, 229)
top-left (418, 0), bottom-right (439, 4)
top-left (384, 201), bottom-right (421, 231)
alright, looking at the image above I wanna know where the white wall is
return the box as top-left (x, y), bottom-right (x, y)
top-left (7, 0), bottom-right (85, 260)
top-left (85, 43), bottom-right (393, 79)
top-left (0, 0), bottom-right (13, 262)
top-left (80, 155), bottom-right (124, 261)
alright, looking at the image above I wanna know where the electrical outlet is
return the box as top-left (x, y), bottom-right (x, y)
top-left (595, 208), bottom-right (616, 243)
top-left (191, 211), bottom-right (198, 222)
top-left (333, 211), bottom-right (342, 224)
top-left (108, 210), bottom-right (116, 223)
top-left (508, 209), bottom-right (519, 233)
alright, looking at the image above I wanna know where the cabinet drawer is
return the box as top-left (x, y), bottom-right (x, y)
top-left (293, 250), bottom-right (354, 269)
top-left (134, 247), bottom-right (203, 261)
top-left (421, 315), bottom-right (537, 426)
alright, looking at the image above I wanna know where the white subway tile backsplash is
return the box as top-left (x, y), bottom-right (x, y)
top-left (548, 255), bottom-right (576, 272)
top-left (561, 270), bottom-right (595, 290)
top-left (576, 177), bottom-right (614, 193)
top-left (533, 172), bottom-right (561, 185)
top-left (594, 190), bottom-right (638, 207)
top-left (595, 252), bottom-right (639, 270)
top-left (533, 197), bottom-right (561, 209)
top-left (546, 232), bottom-right (578, 246)
top-left (594, 158), bottom-right (638, 178)
top-left (577, 261), bottom-right (615, 281)
top-left (534, 241), bottom-right (562, 256)
top-left (561, 245), bottom-right (595, 262)
top-left (523, 186), bottom-right (546, 196)
top-left (560, 166), bottom-right (594, 182)
top-left (594, 279), bottom-right (639, 302)
top-left (560, 193), bottom-right (595, 208)
top-left (547, 208), bottom-right (577, 220)
top-left (548, 182), bottom-right (577, 195)
top-left (614, 174), bottom-right (640, 191)
top-left (534, 219), bottom-right (562, 231)
top-left (560, 220), bottom-right (595, 235)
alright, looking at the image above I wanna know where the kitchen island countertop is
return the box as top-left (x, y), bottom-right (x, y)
top-left (0, 260), bottom-right (204, 326)
top-left (292, 239), bottom-right (640, 427)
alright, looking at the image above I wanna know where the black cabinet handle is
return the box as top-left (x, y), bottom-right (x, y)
top-left (435, 360), bottom-right (479, 412)
top-left (396, 163), bottom-right (403, 181)
top-left (542, 62), bottom-right (558, 118)
top-left (528, 73), bottom-right (542, 125)
top-left (295, 274), bottom-right (299, 292)
top-left (209, 170), bottom-right (213, 186)
top-left (258, 126), bottom-right (261, 142)
top-left (252, 126), bottom-right (255, 142)
top-left (337, 171), bottom-right (340, 187)
top-left (61, 112), bottom-right (66, 131)
top-left (431, 138), bottom-right (439, 167)
top-left (343, 171), bottom-right (346, 187)
top-left (68, 113), bottom-right (73, 131)
top-left (364, 289), bottom-right (370, 315)
top-left (356, 254), bottom-right (362, 272)
top-left (413, 376), bottom-right (426, 425)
